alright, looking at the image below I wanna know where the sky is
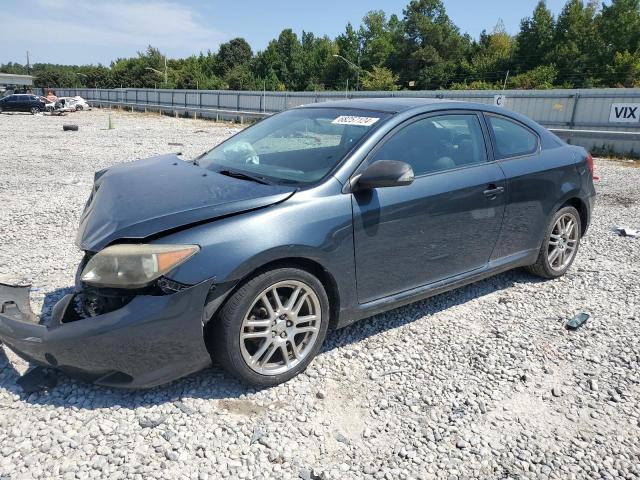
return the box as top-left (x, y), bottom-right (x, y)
top-left (1, 0), bottom-right (569, 66)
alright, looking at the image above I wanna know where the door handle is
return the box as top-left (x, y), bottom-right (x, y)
top-left (483, 185), bottom-right (505, 198)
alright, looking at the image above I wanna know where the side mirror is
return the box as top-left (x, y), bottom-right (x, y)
top-left (354, 160), bottom-right (415, 190)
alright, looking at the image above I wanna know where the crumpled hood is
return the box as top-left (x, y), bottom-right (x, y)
top-left (76, 154), bottom-right (296, 251)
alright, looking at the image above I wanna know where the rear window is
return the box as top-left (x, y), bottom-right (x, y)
top-left (487, 115), bottom-right (538, 159)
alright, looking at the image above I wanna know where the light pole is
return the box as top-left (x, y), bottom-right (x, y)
top-left (163, 56), bottom-right (167, 85)
top-left (146, 54), bottom-right (168, 86)
top-left (333, 54), bottom-right (362, 91)
top-left (75, 72), bottom-right (87, 88)
top-left (146, 67), bottom-right (165, 87)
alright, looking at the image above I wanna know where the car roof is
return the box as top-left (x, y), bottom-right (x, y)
top-left (300, 97), bottom-right (545, 128)
top-left (299, 97), bottom-right (515, 116)
top-left (300, 97), bottom-right (453, 113)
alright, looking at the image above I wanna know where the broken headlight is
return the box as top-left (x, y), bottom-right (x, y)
top-left (80, 244), bottom-right (199, 289)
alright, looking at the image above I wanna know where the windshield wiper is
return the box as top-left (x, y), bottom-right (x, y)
top-left (218, 169), bottom-right (271, 185)
top-left (192, 151), bottom-right (208, 166)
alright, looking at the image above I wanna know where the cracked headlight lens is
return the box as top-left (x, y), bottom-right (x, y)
top-left (80, 244), bottom-right (199, 289)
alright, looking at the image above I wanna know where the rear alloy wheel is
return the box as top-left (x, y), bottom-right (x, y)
top-left (527, 206), bottom-right (581, 279)
top-left (211, 268), bottom-right (329, 386)
top-left (76, 105), bottom-right (84, 111)
top-left (30, 106), bottom-right (41, 114)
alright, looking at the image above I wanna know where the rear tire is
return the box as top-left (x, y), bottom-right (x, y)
top-left (527, 206), bottom-right (581, 279)
top-left (76, 105), bottom-right (84, 111)
top-left (210, 267), bottom-right (330, 387)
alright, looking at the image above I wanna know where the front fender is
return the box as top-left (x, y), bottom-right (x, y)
top-left (156, 183), bottom-right (357, 314)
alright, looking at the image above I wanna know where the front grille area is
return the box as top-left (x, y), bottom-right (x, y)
top-left (61, 275), bottom-right (192, 322)
top-left (77, 288), bottom-right (135, 318)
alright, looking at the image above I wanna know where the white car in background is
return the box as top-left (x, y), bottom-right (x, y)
top-left (67, 96), bottom-right (91, 111)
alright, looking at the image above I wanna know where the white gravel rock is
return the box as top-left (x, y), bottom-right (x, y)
top-left (1, 109), bottom-right (640, 479)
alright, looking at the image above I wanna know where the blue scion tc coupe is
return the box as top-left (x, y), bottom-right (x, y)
top-left (0, 99), bottom-right (596, 388)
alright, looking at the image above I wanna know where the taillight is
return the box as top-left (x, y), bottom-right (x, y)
top-left (586, 153), bottom-right (598, 180)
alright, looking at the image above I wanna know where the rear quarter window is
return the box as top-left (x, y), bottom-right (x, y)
top-left (487, 115), bottom-right (538, 159)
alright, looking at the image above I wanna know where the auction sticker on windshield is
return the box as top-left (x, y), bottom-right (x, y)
top-left (331, 116), bottom-right (380, 126)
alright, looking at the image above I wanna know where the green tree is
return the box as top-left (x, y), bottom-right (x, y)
top-left (599, 0), bottom-right (640, 55)
top-left (358, 11), bottom-right (395, 70)
top-left (109, 46), bottom-right (173, 88)
top-left (361, 66), bottom-right (399, 90)
top-left (606, 50), bottom-right (640, 86)
top-left (216, 38), bottom-right (253, 76)
top-left (449, 80), bottom-right (500, 90)
top-left (33, 66), bottom-right (76, 88)
top-left (551, 0), bottom-right (601, 87)
top-left (253, 42), bottom-right (284, 90)
top-left (0, 62), bottom-right (28, 75)
top-left (272, 29), bottom-right (305, 90)
top-left (334, 23), bottom-right (361, 89)
top-left (81, 65), bottom-right (113, 88)
top-left (508, 64), bottom-right (558, 89)
top-left (401, 0), bottom-right (470, 88)
top-left (464, 20), bottom-right (516, 85)
top-left (300, 32), bottom-right (337, 90)
top-left (197, 50), bottom-right (219, 79)
top-left (225, 64), bottom-right (257, 90)
top-left (515, 1), bottom-right (555, 72)
top-left (174, 55), bottom-right (224, 89)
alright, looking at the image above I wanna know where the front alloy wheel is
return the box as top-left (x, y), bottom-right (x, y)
top-left (211, 267), bottom-right (329, 386)
top-left (30, 106), bottom-right (40, 114)
top-left (240, 281), bottom-right (321, 375)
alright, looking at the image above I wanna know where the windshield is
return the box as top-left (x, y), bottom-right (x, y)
top-left (199, 108), bottom-right (390, 184)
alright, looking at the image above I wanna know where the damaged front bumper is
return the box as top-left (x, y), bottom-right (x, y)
top-left (0, 279), bottom-right (218, 389)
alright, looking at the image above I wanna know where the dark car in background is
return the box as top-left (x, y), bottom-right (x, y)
top-left (0, 99), bottom-right (596, 388)
top-left (0, 94), bottom-right (47, 114)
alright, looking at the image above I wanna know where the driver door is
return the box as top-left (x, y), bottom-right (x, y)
top-left (352, 112), bottom-right (506, 304)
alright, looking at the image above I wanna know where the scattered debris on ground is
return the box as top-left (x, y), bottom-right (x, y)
top-left (566, 312), bottom-right (590, 330)
top-left (613, 225), bottom-right (639, 237)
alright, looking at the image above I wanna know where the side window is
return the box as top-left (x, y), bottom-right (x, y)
top-left (370, 114), bottom-right (488, 176)
top-left (487, 116), bottom-right (538, 159)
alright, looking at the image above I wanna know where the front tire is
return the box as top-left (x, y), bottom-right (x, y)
top-left (211, 267), bottom-right (330, 387)
top-left (527, 206), bottom-right (581, 279)
top-left (30, 106), bottom-right (41, 114)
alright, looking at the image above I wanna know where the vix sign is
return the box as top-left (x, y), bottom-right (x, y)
top-left (609, 103), bottom-right (640, 123)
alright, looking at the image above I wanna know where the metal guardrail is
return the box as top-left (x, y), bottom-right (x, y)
top-left (44, 86), bottom-right (640, 154)
top-left (91, 99), bottom-right (270, 123)
top-left (548, 128), bottom-right (640, 138)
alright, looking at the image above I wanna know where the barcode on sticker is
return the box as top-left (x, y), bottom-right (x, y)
top-left (331, 116), bottom-right (380, 126)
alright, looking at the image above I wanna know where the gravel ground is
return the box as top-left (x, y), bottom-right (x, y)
top-left (1, 109), bottom-right (639, 480)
